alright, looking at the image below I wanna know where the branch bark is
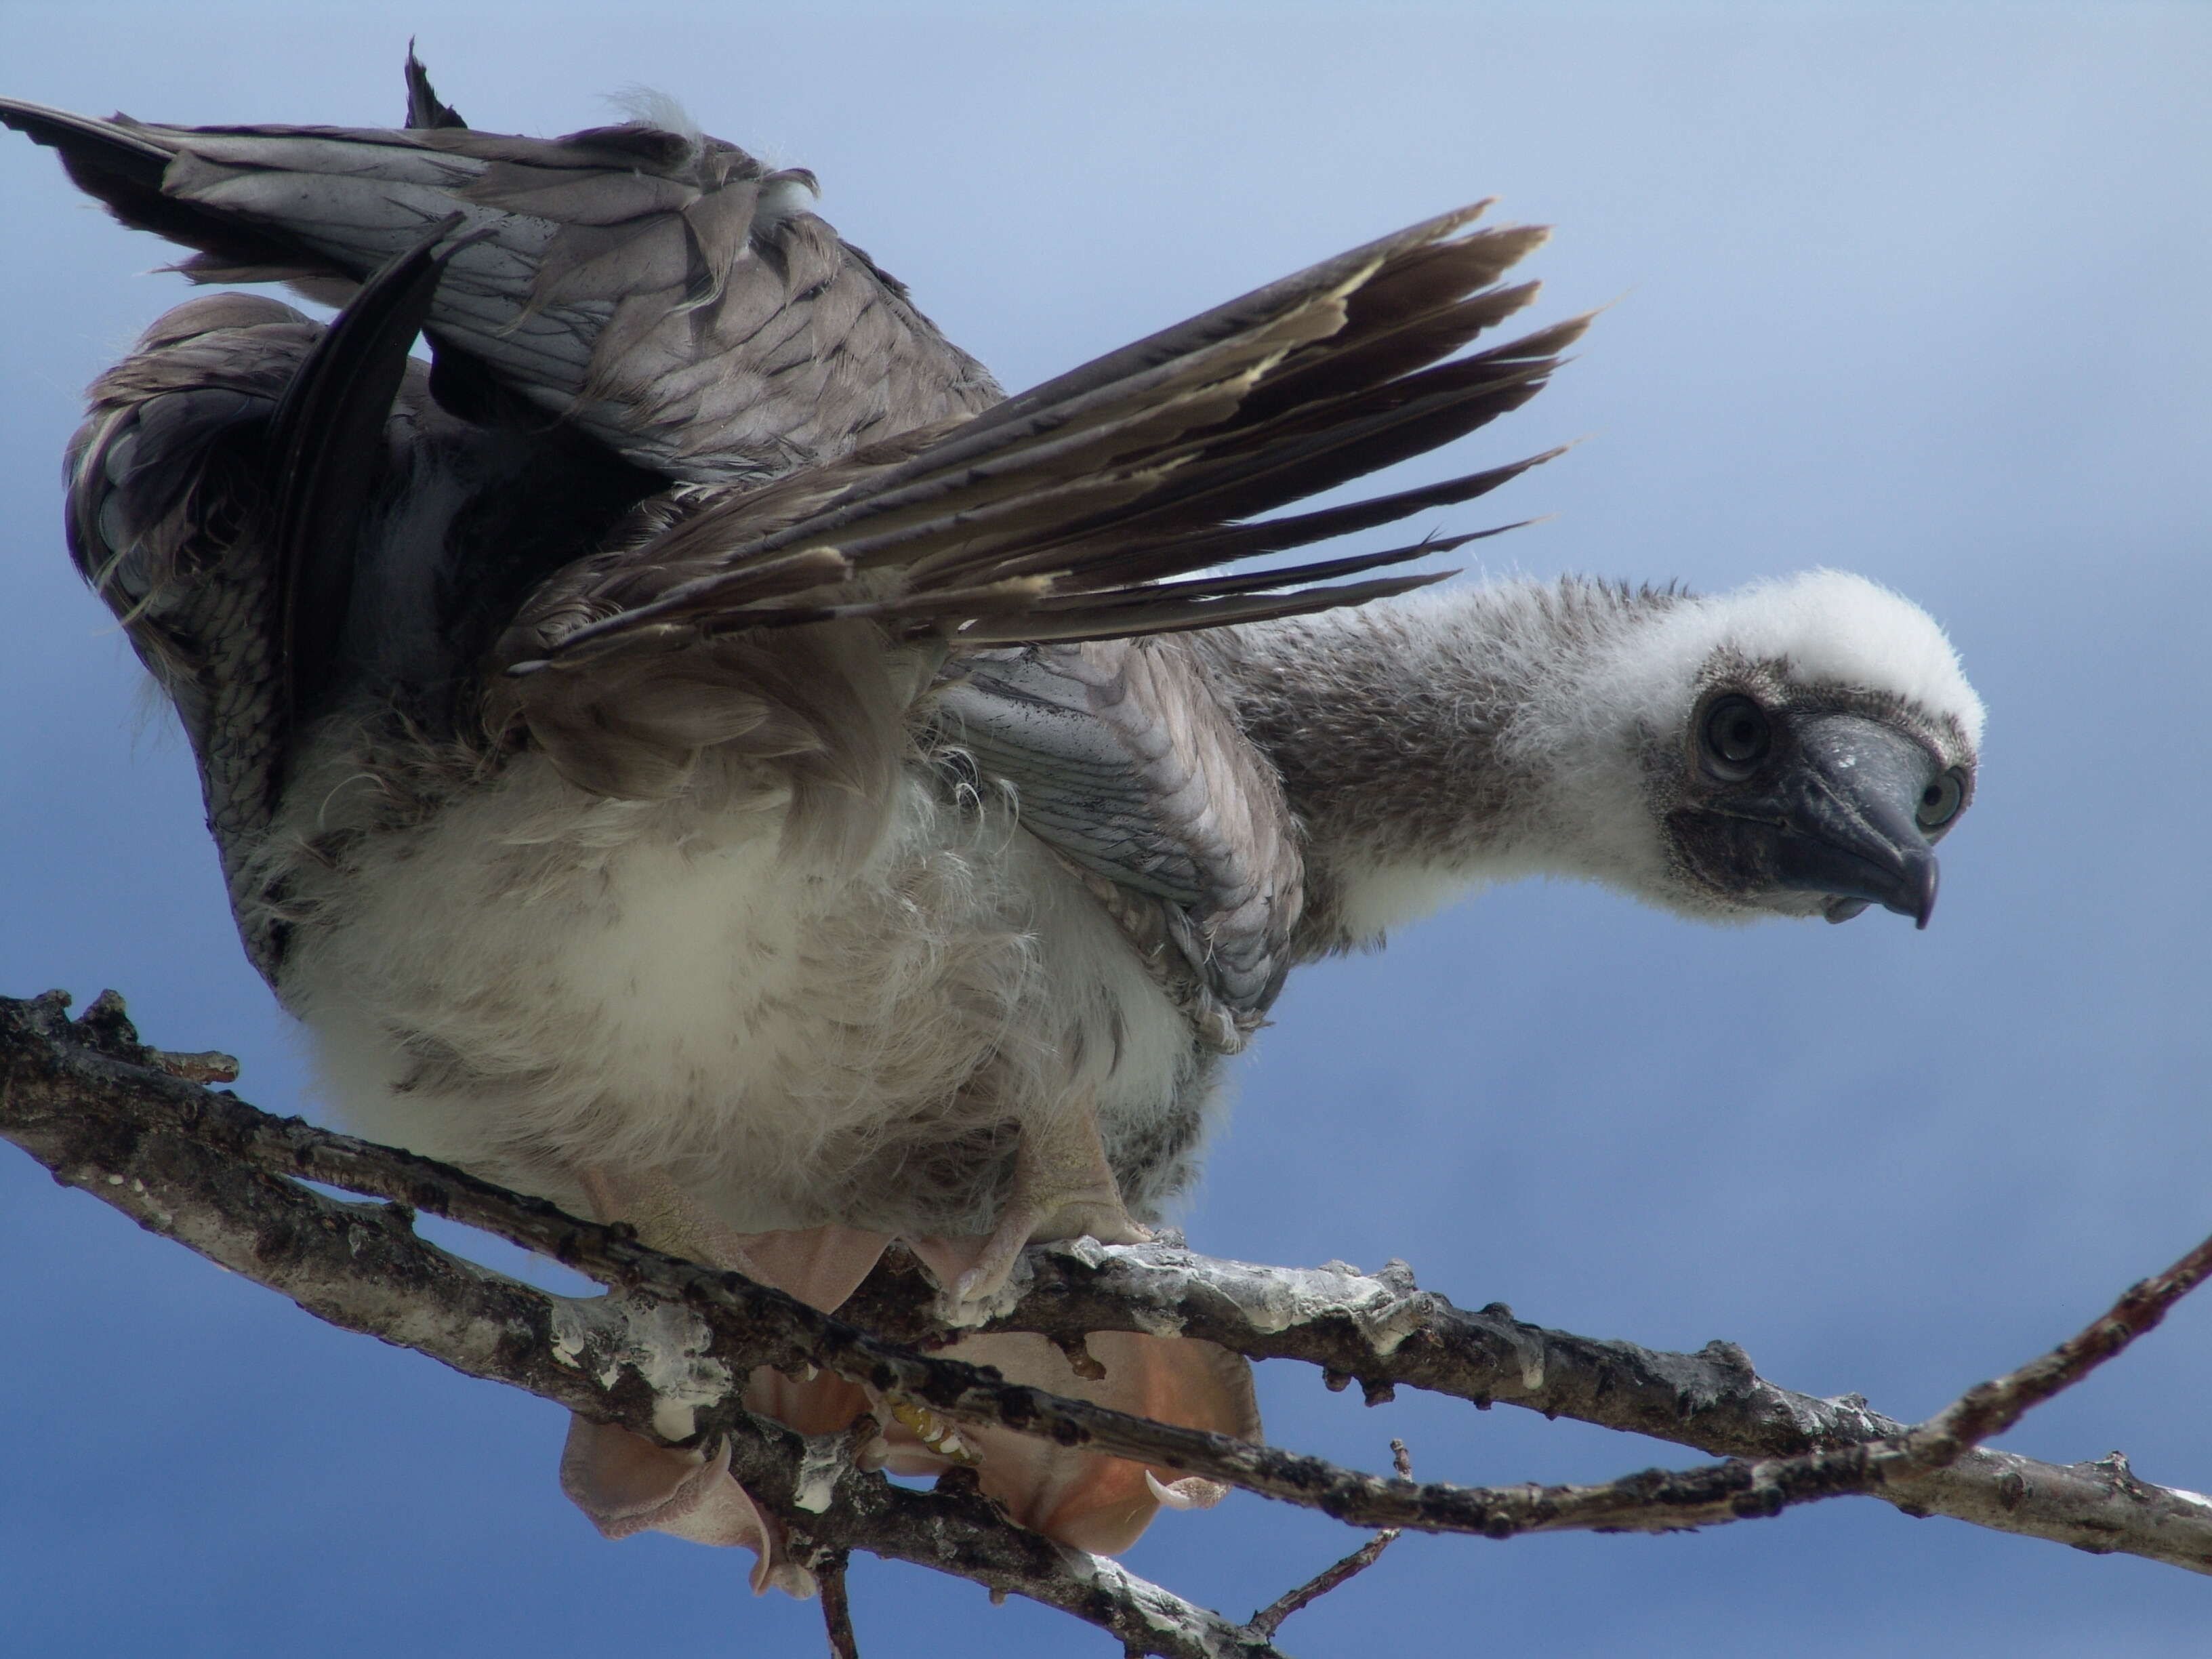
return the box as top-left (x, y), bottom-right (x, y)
top-left (883, 1240), bottom-right (2212, 1569)
top-left (0, 989), bottom-right (1282, 1659)
top-left (6, 985), bottom-right (2211, 1659)
top-left (1248, 1438), bottom-right (1410, 1641)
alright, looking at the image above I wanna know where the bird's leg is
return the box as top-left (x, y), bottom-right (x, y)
top-left (575, 1166), bottom-right (766, 1276)
top-left (953, 1090), bottom-right (1151, 1309)
top-left (573, 1165), bottom-right (894, 1328)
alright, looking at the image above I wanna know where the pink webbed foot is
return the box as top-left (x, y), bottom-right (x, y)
top-left (864, 1327), bottom-right (1259, 1555)
top-left (889, 1100), bottom-right (1258, 1556)
top-left (558, 1170), bottom-right (893, 1594)
top-left (559, 1418), bottom-right (808, 1595)
top-left (558, 1160), bottom-right (1260, 1571)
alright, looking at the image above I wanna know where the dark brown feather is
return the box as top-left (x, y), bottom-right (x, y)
top-left (506, 206), bottom-right (1578, 685)
top-left (401, 44), bottom-right (468, 130)
top-left (0, 96), bottom-right (1000, 484)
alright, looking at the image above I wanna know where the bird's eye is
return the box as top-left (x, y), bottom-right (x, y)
top-left (1917, 766), bottom-right (1967, 832)
top-left (1700, 695), bottom-right (1771, 779)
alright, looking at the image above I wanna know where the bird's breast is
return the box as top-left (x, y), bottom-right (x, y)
top-left (267, 739), bottom-right (1209, 1234)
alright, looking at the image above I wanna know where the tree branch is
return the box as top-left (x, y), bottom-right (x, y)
top-left (7, 985), bottom-right (2211, 1659)
top-left (0, 989), bottom-right (1283, 1659)
top-left (815, 1546), bottom-right (859, 1659)
top-left (870, 1234), bottom-right (2212, 1569)
top-left (1248, 1439), bottom-right (1410, 1640)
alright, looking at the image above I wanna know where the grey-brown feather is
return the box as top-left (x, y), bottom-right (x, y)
top-left (499, 203), bottom-right (1577, 669)
top-left (66, 294), bottom-right (319, 978)
top-left (1196, 581), bottom-right (1679, 957)
top-left (938, 638), bottom-right (1303, 1046)
top-left (7, 100), bottom-right (999, 483)
top-left (18, 74), bottom-right (1593, 1237)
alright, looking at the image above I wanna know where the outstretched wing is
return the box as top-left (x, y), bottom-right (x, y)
top-left (493, 192), bottom-right (1581, 978)
top-left (0, 83), bottom-right (1000, 484)
top-left (496, 197), bottom-right (1580, 796)
top-left (14, 62), bottom-right (1582, 1009)
top-left (505, 200), bottom-right (1576, 666)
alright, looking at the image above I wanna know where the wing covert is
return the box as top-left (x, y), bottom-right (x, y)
top-left (0, 91), bottom-right (1001, 485)
top-left (938, 639), bottom-right (1303, 1048)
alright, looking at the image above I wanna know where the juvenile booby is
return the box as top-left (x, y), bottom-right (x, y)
top-left (1, 56), bottom-right (1980, 1586)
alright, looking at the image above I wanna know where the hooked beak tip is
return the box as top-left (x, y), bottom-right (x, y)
top-left (1909, 858), bottom-right (1940, 930)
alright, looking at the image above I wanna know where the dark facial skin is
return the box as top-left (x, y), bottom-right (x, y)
top-left (1664, 677), bottom-right (1974, 928)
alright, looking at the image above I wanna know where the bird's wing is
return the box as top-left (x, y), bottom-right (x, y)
top-left (17, 69), bottom-right (1582, 984)
top-left (490, 188), bottom-right (1580, 949)
top-left (0, 73), bottom-right (1000, 485)
top-left (937, 640), bottom-right (1303, 1045)
top-left (58, 221), bottom-right (668, 981)
top-left (494, 194), bottom-right (1582, 822)
top-left (501, 197), bottom-right (1578, 665)
top-left (64, 291), bottom-right (327, 979)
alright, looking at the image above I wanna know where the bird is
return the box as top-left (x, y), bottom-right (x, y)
top-left (3, 53), bottom-right (1980, 1591)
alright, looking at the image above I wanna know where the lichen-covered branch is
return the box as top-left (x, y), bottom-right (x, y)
top-left (0, 989), bottom-right (1282, 1659)
top-left (880, 1236), bottom-right (2212, 1570)
top-left (6, 987), bottom-right (2212, 1650)
top-left (1249, 1439), bottom-right (1411, 1641)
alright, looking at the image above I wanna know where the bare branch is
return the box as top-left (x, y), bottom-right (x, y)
top-left (7, 982), bottom-right (2212, 1646)
top-left (0, 989), bottom-right (1284, 1659)
top-left (876, 1238), bottom-right (2212, 1570)
top-left (1250, 1439), bottom-right (1411, 1639)
top-left (815, 1547), bottom-right (859, 1659)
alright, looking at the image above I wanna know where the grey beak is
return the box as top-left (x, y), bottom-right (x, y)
top-left (1769, 714), bottom-right (1942, 928)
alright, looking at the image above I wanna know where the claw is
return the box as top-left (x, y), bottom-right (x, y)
top-left (884, 1397), bottom-right (982, 1465)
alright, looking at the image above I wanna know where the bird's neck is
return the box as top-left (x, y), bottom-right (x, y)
top-left (1202, 579), bottom-right (1679, 954)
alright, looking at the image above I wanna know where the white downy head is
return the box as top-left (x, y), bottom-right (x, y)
top-left (1508, 569), bottom-right (1982, 924)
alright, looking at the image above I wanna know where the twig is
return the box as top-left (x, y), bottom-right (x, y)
top-left (1496, 1236), bottom-right (2212, 1548)
top-left (1249, 1439), bottom-right (1412, 1639)
top-left (1896, 1231), bottom-right (2212, 1470)
top-left (817, 1547), bottom-right (859, 1659)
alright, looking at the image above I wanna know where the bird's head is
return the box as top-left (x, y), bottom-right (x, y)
top-left (1519, 571), bottom-right (1982, 928)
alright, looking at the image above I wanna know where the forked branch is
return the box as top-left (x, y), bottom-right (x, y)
top-left (5, 987), bottom-right (2210, 1659)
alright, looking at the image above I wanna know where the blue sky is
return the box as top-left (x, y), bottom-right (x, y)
top-left (3, 5), bottom-right (2209, 1654)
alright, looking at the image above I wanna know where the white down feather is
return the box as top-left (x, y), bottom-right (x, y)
top-left (268, 737), bottom-right (1203, 1235)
